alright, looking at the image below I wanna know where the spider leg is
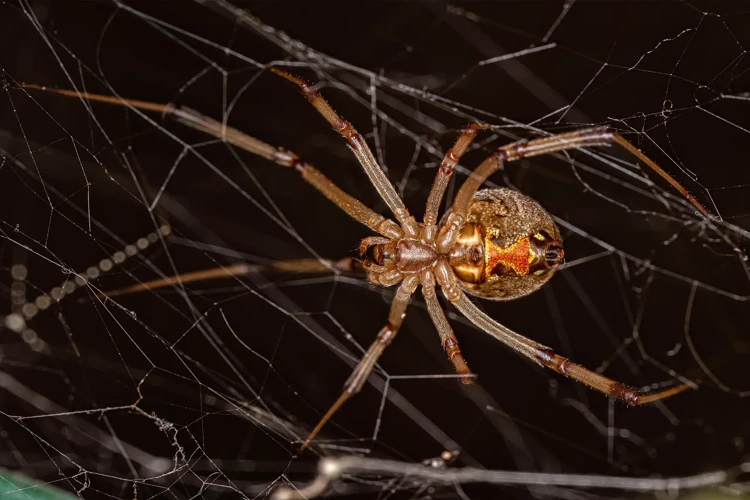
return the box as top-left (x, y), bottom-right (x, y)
top-left (97, 258), bottom-right (361, 299)
top-left (421, 270), bottom-right (473, 383)
top-left (299, 274), bottom-right (418, 453)
top-left (450, 126), bottom-right (710, 221)
top-left (422, 123), bottom-right (489, 240)
top-left (20, 84), bottom-right (403, 239)
top-left (269, 68), bottom-right (420, 237)
top-left (451, 291), bottom-right (693, 405)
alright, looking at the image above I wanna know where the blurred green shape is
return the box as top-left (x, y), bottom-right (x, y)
top-left (0, 470), bottom-right (75, 500)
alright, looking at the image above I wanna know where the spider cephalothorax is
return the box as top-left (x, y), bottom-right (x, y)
top-left (28, 67), bottom-right (704, 454)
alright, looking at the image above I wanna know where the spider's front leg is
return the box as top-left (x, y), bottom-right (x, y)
top-left (270, 67), bottom-right (421, 237)
top-left (422, 122), bottom-right (489, 240)
top-left (298, 274), bottom-right (419, 452)
top-left (21, 83), bottom-right (404, 239)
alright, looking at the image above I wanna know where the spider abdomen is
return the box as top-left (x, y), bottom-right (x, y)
top-left (457, 188), bottom-right (564, 301)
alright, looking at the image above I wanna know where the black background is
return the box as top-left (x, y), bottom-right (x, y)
top-left (1, 1), bottom-right (749, 499)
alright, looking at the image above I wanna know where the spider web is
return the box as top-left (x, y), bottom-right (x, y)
top-left (1, 1), bottom-right (749, 499)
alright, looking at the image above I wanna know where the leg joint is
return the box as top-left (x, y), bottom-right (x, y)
top-left (443, 338), bottom-right (461, 359)
top-left (440, 151), bottom-right (458, 174)
top-left (376, 325), bottom-right (397, 346)
top-left (496, 141), bottom-right (524, 162)
top-left (339, 119), bottom-right (356, 138)
top-left (299, 82), bottom-right (321, 102)
top-left (610, 383), bottom-right (640, 406)
top-left (535, 347), bottom-right (568, 372)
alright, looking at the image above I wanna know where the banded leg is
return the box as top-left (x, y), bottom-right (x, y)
top-left (21, 84), bottom-right (403, 239)
top-left (269, 68), bottom-right (420, 237)
top-left (450, 127), bottom-right (710, 220)
top-left (98, 257), bottom-right (361, 299)
top-left (422, 123), bottom-right (489, 239)
top-left (299, 274), bottom-right (419, 452)
top-left (421, 270), bottom-right (473, 383)
top-left (451, 292), bottom-right (693, 405)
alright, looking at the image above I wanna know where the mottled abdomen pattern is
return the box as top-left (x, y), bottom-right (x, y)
top-left (460, 188), bottom-right (562, 301)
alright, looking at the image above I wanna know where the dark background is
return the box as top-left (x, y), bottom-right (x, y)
top-left (1, 1), bottom-right (749, 499)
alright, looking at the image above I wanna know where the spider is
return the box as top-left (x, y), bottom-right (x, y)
top-left (23, 67), bottom-right (706, 452)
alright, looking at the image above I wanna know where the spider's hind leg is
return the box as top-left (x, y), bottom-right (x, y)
top-left (453, 293), bottom-right (694, 406)
top-left (97, 257), bottom-right (361, 299)
top-left (450, 127), bottom-right (711, 220)
top-left (422, 270), bottom-right (474, 384)
top-left (299, 274), bottom-right (418, 452)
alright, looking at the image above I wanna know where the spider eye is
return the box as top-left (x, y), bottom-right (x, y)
top-left (545, 245), bottom-right (564, 268)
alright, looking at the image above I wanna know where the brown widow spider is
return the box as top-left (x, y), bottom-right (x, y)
top-left (23, 67), bottom-right (706, 452)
